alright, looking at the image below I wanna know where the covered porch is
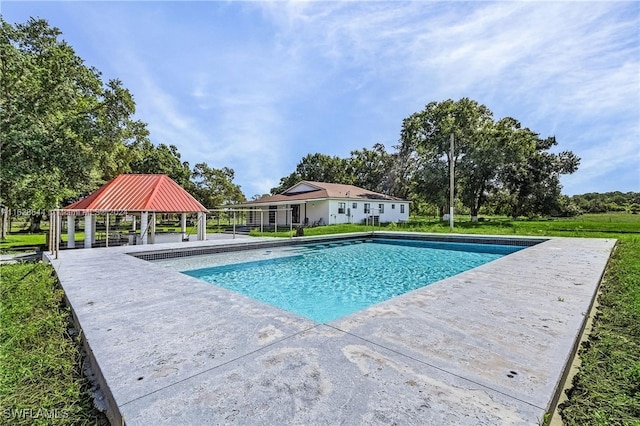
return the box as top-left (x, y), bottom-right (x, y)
top-left (246, 202), bottom-right (303, 227)
top-left (238, 201), bottom-right (327, 228)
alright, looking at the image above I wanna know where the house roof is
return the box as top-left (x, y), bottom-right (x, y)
top-left (64, 174), bottom-right (208, 213)
top-left (242, 181), bottom-right (404, 206)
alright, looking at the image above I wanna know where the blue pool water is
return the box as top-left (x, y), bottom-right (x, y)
top-left (184, 239), bottom-right (524, 322)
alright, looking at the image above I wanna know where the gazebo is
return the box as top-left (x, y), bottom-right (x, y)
top-left (49, 174), bottom-right (208, 254)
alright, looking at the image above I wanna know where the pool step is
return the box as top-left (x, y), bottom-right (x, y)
top-left (290, 240), bottom-right (362, 253)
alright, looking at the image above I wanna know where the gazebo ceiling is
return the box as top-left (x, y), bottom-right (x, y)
top-left (64, 174), bottom-right (207, 213)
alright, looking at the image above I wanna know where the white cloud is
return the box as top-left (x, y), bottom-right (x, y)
top-left (115, 1), bottom-right (640, 196)
top-left (10, 0), bottom-right (635, 196)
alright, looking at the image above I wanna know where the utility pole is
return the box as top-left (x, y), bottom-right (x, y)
top-left (449, 133), bottom-right (454, 230)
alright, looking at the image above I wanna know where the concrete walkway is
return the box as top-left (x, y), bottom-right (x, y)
top-left (45, 233), bottom-right (615, 425)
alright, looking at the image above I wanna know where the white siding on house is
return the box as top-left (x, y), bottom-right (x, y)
top-left (305, 201), bottom-right (329, 226)
top-left (238, 181), bottom-right (409, 228)
top-left (326, 199), bottom-right (408, 224)
top-left (245, 201), bottom-right (333, 227)
top-left (245, 200), bottom-right (409, 226)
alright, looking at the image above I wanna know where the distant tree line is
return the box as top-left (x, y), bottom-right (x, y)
top-left (569, 192), bottom-right (640, 214)
top-left (1, 18), bottom-right (245, 231)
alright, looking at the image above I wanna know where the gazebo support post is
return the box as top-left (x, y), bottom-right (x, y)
top-left (55, 211), bottom-right (61, 259)
top-left (150, 212), bottom-right (156, 244)
top-left (180, 213), bottom-right (187, 241)
top-left (105, 213), bottom-right (109, 248)
top-left (84, 213), bottom-right (93, 249)
top-left (197, 212), bottom-right (206, 241)
top-left (49, 214), bottom-right (54, 253)
top-left (49, 211), bottom-right (55, 255)
top-left (91, 214), bottom-right (97, 245)
top-left (67, 214), bottom-right (75, 249)
top-left (140, 212), bottom-right (148, 245)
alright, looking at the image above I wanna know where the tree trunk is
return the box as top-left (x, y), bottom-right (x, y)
top-left (470, 206), bottom-right (479, 222)
top-left (28, 213), bottom-right (43, 233)
top-left (440, 205), bottom-right (447, 221)
top-left (1, 206), bottom-right (8, 239)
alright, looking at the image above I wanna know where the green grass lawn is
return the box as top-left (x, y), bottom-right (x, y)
top-left (558, 235), bottom-right (640, 425)
top-left (1, 213), bottom-right (638, 424)
top-left (0, 262), bottom-right (108, 425)
top-left (250, 213), bottom-right (640, 239)
top-left (0, 233), bottom-right (49, 250)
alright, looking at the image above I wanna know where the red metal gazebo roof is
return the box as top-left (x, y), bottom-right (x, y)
top-left (64, 174), bottom-right (208, 213)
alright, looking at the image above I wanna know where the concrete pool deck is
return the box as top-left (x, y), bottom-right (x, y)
top-left (44, 232), bottom-right (616, 425)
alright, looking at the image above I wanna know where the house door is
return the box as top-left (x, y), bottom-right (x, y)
top-left (292, 205), bottom-right (300, 224)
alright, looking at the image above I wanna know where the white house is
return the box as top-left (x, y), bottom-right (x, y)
top-left (236, 181), bottom-right (409, 227)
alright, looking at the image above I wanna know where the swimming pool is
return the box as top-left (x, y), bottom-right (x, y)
top-left (51, 232), bottom-right (615, 424)
top-left (179, 238), bottom-right (525, 322)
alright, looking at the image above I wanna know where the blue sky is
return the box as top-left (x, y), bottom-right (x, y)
top-left (3, 1), bottom-right (639, 198)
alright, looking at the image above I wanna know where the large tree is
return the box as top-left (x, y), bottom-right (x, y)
top-left (398, 98), bottom-right (494, 218)
top-left (347, 143), bottom-right (396, 194)
top-left (128, 141), bottom-right (193, 191)
top-left (270, 153), bottom-right (351, 194)
top-left (0, 18), bottom-right (148, 231)
top-left (497, 133), bottom-right (580, 218)
top-left (271, 145), bottom-right (407, 197)
top-left (398, 99), bottom-right (579, 219)
top-left (457, 117), bottom-right (520, 220)
top-left (191, 163), bottom-right (246, 209)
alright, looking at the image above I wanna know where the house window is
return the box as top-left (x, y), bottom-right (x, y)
top-left (248, 209), bottom-right (255, 223)
top-left (352, 202), bottom-right (357, 209)
top-left (269, 206), bottom-right (276, 224)
top-left (378, 204), bottom-right (384, 214)
top-left (400, 204), bottom-right (405, 214)
top-left (392, 204), bottom-right (395, 209)
top-left (338, 202), bottom-right (346, 214)
top-left (364, 203), bottom-right (370, 214)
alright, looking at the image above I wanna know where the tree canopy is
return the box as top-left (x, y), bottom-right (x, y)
top-left (128, 141), bottom-right (193, 191)
top-left (192, 163), bottom-right (245, 209)
top-left (270, 145), bottom-right (398, 196)
top-left (397, 98), bottom-right (581, 219)
top-left (270, 153), bottom-right (351, 194)
top-left (569, 191), bottom-right (640, 214)
top-left (1, 17), bottom-right (147, 227)
top-left (275, 99), bottom-right (581, 219)
top-left (0, 17), bottom-right (244, 229)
